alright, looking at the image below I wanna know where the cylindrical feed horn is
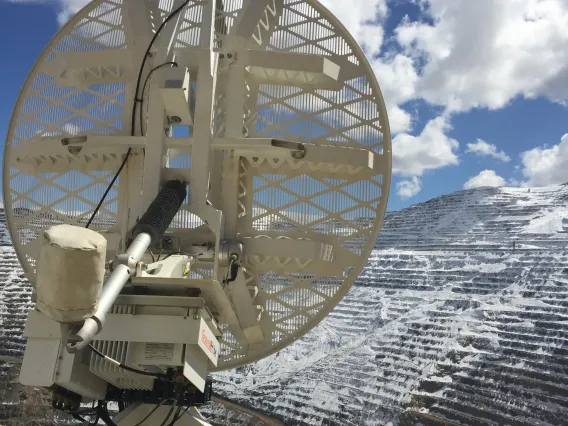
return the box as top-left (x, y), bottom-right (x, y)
top-left (133, 180), bottom-right (187, 244)
top-left (67, 180), bottom-right (187, 352)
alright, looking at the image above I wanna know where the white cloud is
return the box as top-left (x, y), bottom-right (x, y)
top-left (397, 177), bottom-right (422, 199)
top-left (10, 0), bottom-right (568, 120)
top-left (371, 54), bottom-right (420, 134)
top-left (7, 0), bottom-right (416, 136)
top-left (520, 133), bottom-right (568, 186)
top-left (392, 115), bottom-right (459, 177)
top-left (320, 0), bottom-right (388, 50)
top-left (463, 170), bottom-right (506, 190)
top-left (386, 105), bottom-right (413, 135)
top-left (4, 0), bottom-right (89, 25)
top-left (466, 139), bottom-right (511, 162)
top-left (323, 0), bottom-right (568, 138)
top-left (321, 0), bottom-right (417, 134)
top-left (13, 0), bottom-right (568, 198)
top-left (55, 0), bottom-right (89, 25)
top-left (396, 0), bottom-right (568, 111)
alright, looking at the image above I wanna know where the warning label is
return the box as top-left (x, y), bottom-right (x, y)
top-left (143, 343), bottom-right (175, 362)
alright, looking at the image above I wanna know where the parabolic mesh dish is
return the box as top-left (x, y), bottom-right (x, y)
top-left (3, 0), bottom-right (391, 369)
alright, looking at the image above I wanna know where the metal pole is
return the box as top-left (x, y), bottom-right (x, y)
top-left (67, 232), bottom-right (152, 352)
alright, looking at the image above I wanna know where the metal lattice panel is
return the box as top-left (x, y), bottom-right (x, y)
top-left (215, 0), bottom-right (390, 368)
top-left (5, 0), bottom-right (132, 274)
top-left (3, 0), bottom-right (391, 369)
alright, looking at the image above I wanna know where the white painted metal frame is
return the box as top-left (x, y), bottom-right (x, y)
top-left (4, 0), bottom-right (392, 370)
top-left (23, 307), bottom-right (219, 392)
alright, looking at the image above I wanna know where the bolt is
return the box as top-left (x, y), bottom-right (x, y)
top-left (220, 53), bottom-right (225, 59)
top-left (171, 116), bottom-right (182, 124)
top-left (291, 144), bottom-right (307, 160)
top-left (227, 53), bottom-right (233, 59)
top-left (69, 146), bottom-right (82, 155)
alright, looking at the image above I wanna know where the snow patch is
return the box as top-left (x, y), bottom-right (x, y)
top-left (522, 207), bottom-right (568, 234)
top-left (461, 262), bottom-right (508, 273)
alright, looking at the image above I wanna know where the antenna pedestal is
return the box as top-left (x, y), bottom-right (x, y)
top-left (20, 300), bottom-right (218, 405)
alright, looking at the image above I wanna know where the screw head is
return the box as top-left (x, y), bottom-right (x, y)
top-left (171, 116), bottom-right (182, 124)
top-left (227, 53), bottom-right (233, 59)
top-left (219, 53), bottom-right (225, 59)
top-left (291, 144), bottom-right (307, 160)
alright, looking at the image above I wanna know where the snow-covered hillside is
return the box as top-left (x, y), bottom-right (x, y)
top-left (0, 210), bottom-right (39, 422)
top-left (210, 185), bottom-right (568, 425)
top-left (1, 185), bottom-right (568, 425)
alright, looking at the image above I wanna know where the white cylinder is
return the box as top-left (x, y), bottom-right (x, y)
top-left (36, 224), bottom-right (107, 323)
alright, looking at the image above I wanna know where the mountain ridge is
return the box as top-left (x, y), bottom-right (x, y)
top-left (1, 185), bottom-right (568, 425)
top-left (210, 184), bottom-right (568, 425)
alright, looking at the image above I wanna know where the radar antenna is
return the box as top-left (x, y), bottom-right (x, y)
top-left (3, 0), bottom-right (391, 423)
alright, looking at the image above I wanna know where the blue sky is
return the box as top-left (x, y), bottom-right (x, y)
top-left (1, 0), bottom-right (568, 212)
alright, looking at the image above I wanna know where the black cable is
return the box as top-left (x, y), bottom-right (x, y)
top-left (75, 409), bottom-right (98, 415)
top-left (131, 1), bottom-right (190, 136)
top-left (89, 344), bottom-right (167, 380)
top-left (132, 400), bottom-right (166, 426)
top-left (89, 412), bottom-right (101, 426)
top-left (72, 413), bottom-right (88, 423)
top-left (161, 251), bottom-right (181, 261)
top-left (72, 411), bottom-right (100, 426)
top-left (86, 2), bottom-right (189, 229)
top-left (139, 62), bottom-right (179, 136)
top-left (168, 405), bottom-right (183, 426)
top-left (97, 402), bottom-right (119, 426)
top-left (159, 405), bottom-right (177, 426)
top-left (71, 402), bottom-right (99, 421)
top-left (168, 405), bottom-right (191, 425)
top-left (159, 385), bottom-right (183, 426)
top-left (76, 412), bottom-right (99, 425)
top-left (223, 255), bottom-right (239, 284)
top-left (85, 149), bottom-right (131, 229)
top-left (162, 245), bottom-right (212, 261)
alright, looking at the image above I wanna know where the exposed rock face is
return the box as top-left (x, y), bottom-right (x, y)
top-left (213, 186), bottom-right (568, 425)
top-left (2, 185), bottom-right (568, 425)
